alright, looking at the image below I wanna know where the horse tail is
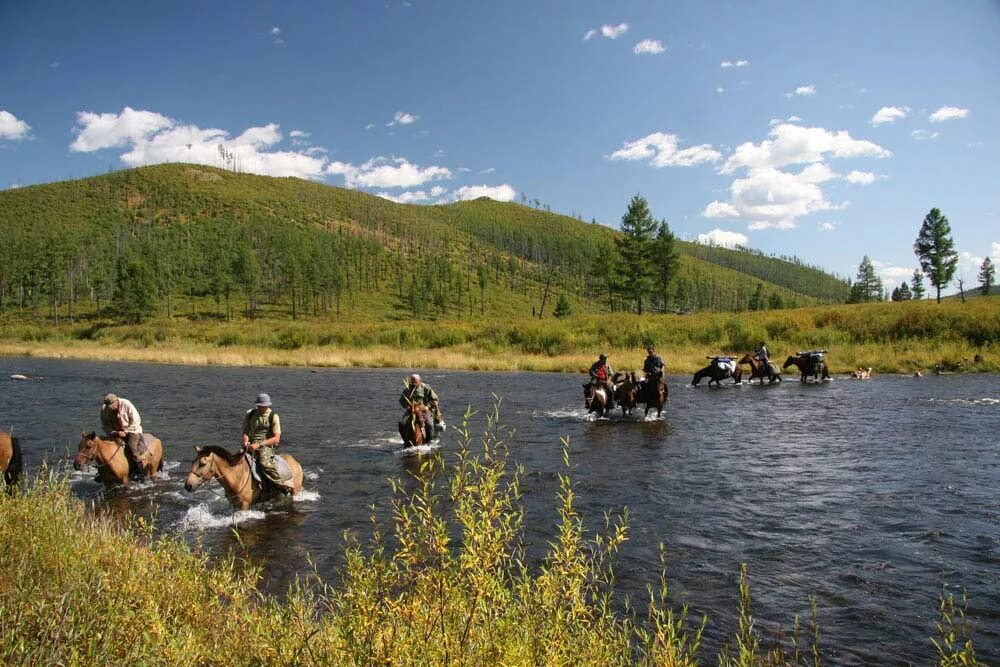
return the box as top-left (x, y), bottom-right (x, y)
top-left (4, 437), bottom-right (24, 488)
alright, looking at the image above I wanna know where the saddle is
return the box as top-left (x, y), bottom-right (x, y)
top-left (243, 451), bottom-right (293, 485)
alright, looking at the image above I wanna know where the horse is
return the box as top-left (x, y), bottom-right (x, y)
top-left (736, 353), bottom-right (782, 385)
top-left (639, 371), bottom-right (668, 417)
top-left (783, 352), bottom-right (831, 382)
top-left (850, 367), bottom-right (873, 379)
top-left (74, 431), bottom-right (163, 486)
top-left (399, 402), bottom-right (434, 447)
top-left (184, 445), bottom-right (303, 511)
top-left (583, 382), bottom-right (612, 418)
top-left (613, 372), bottom-right (639, 416)
top-left (0, 431), bottom-right (24, 490)
top-left (692, 357), bottom-right (742, 387)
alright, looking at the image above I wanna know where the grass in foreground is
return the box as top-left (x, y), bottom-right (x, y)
top-left (0, 408), bottom-right (985, 666)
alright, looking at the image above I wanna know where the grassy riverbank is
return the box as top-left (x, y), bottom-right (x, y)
top-left (1, 299), bottom-right (997, 374)
top-left (0, 412), bottom-right (983, 666)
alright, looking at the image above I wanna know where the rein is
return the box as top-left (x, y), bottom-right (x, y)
top-left (79, 438), bottom-right (124, 469)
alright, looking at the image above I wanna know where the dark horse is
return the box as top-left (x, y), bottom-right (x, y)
top-left (639, 371), bottom-right (668, 417)
top-left (737, 353), bottom-right (782, 385)
top-left (613, 372), bottom-right (639, 417)
top-left (399, 401), bottom-right (435, 447)
top-left (0, 430), bottom-right (24, 490)
top-left (692, 357), bottom-right (743, 387)
top-left (583, 382), bottom-right (612, 418)
top-left (783, 352), bottom-right (831, 382)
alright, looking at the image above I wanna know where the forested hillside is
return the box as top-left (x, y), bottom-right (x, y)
top-left (0, 164), bottom-right (849, 323)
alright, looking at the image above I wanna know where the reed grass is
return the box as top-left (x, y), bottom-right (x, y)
top-left (0, 407), bottom-right (985, 665)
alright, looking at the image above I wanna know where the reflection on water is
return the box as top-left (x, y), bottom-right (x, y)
top-left (3, 357), bottom-right (998, 663)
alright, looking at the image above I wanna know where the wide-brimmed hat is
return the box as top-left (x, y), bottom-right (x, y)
top-left (254, 393), bottom-right (272, 407)
top-left (598, 353), bottom-right (607, 360)
top-left (103, 393), bottom-right (119, 406)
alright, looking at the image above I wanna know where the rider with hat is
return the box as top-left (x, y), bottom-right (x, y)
top-left (100, 393), bottom-right (145, 477)
top-left (641, 344), bottom-right (665, 396)
top-left (241, 392), bottom-right (291, 494)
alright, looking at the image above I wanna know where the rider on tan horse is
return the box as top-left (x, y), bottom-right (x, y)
top-left (242, 393), bottom-right (294, 495)
top-left (100, 393), bottom-right (146, 477)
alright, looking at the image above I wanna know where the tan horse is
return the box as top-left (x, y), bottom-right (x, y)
top-left (1, 431), bottom-right (24, 490)
top-left (184, 445), bottom-right (303, 510)
top-left (74, 431), bottom-right (163, 486)
top-left (736, 353), bottom-right (782, 385)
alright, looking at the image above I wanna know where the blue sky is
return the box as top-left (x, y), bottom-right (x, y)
top-left (2, 1), bottom-right (998, 291)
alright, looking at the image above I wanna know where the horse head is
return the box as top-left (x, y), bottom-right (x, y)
top-left (184, 445), bottom-right (225, 492)
top-left (782, 355), bottom-right (800, 370)
top-left (74, 431), bottom-right (99, 470)
top-left (737, 353), bottom-right (754, 366)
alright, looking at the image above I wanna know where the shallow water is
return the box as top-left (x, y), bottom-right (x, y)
top-left (3, 357), bottom-right (998, 664)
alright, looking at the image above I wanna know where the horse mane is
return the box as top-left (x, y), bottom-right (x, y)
top-left (200, 445), bottom-right (243, 466)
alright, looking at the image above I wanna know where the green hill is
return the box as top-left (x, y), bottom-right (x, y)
top-left (0, 164), bottom-right (849, 323)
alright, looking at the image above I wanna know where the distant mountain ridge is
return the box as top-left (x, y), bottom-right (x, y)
top-left (0, 164), bottom-right (849, 321)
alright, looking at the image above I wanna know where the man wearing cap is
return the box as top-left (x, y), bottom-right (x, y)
top-left (241, 393), bottom-right (290, 494)
top-left (588, 354), bottom-right (616, 408)
top-left (100, 393), bottom-right (145, 477)
top-left (400, 374), bottom-right (445, 437)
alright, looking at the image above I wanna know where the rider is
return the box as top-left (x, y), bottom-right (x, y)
top-left (588, 353), bottom-right (616, 408)
top-left (400, 373), bottom-right (445, 437)
top-left (100, 393), bottom-right (144, 477)
top-left (641, 344), bottom-right (665, 396)
top-left (241, 393), bottom-right (292, 494)
top-left (754, 341), bottom-right (769, 368)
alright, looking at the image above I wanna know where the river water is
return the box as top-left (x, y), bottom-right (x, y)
top-left (2, 356), bottom-right (998, 664)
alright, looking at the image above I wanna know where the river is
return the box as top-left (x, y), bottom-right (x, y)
top-left (2, 356), bottom-right (998, 664)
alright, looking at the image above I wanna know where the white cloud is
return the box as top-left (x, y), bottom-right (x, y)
top-left (453, 184), bottom-right (517, 202)
top-left (721, 60), bottom-right (749, 68)
top-left (289, 130), bottom-right (310, 138)
top-left (478, 167), bottom-right (495, 174)
top-left (601, 22), bottom-right (629, 39)
top-left (879, 265), bottom-right (916, 290)
top-left (270, 26), bottom-right (281, 35)
top-left (704, 165), bottom-right (840, 230)
top-left (929, 106), bottom-right (969, 123)
top-left (785, 84), bottom-right (816, 98)
top-left (0, 110), bottom-right (32, 141)
top-left (818, 221), bottom-right (838, 232)
top-left (583, 29), bottom-right (596, 41)
top-left (609, 131), bottom-right (721, 168)
top-left (845, 170), bottom-right (879, 185)
top-left (992, 242), bottom-right (1000, 262)
top-left (871, 106), bottom-right (909, 125)
top-left (634, 39), bottom-right (665, 55)
top-left (69, 107), bottom-right (330, 179)
top-left (768, 115), bottom-right (802, 127)
top-left (70, 107), bottom-right (174, 152)
top-left (388, 111), bottom-right (419, 126)
top-left (377, 189), bottom-right (434, 204)
top-left (911, 129), bottom-right (939, 141)
top-left (327, 156), bottom-right (452, 189)
top-left (697, 229), bottom-right (748, 248)
top-left (365, 123), bottom-right (375, 130)
top-left (720, 123), bottom-right (890, 174)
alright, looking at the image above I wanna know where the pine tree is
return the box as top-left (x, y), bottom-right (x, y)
top-left (113, 252), bottom-right (158, 323)
top-left (652, 220), bottom-right (679, 311)
top-left (978, 257), bottom-right (995, 296)
top-left (911, 270), bottom-right (926, 300)
top-left (614, 194), bottom-right (658, 314)
top-left (849, 255), bottom-right (883, 302)
top-left (913, 208), bottom-right (958, 303)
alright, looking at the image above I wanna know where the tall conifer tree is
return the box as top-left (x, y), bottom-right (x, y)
top-left (913, 208), bottom-right (958, 303)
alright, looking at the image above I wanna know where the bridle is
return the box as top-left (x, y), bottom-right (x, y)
top-left (190, 450), bottom-right (251, 501)
top-left (76, 436), bottom-right (122, 468)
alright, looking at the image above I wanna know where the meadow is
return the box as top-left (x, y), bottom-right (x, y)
top-left (1, 298), bottom-right (996, 375)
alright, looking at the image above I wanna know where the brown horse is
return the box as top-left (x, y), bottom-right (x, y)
top-left (399, 402), bottom-right (433, 447)
top-left (0, 431), bottom-right (24, 490)
top-left (74, 431), bottom-right (163, 486)
top-left (783, 352), bottom-right (831, 382)
top-left (184, 445), bottom-right (303, 510)
top-left (692, 357), bottom-right (743, 387)
top-left (737, 353), bottom-right (782, 385)
top-left (639, 371), bottom-right (668, 417)
top-left (613, 372), bottom-right (639, 416)
top-left (583, 382), bottom-right (611, 418)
